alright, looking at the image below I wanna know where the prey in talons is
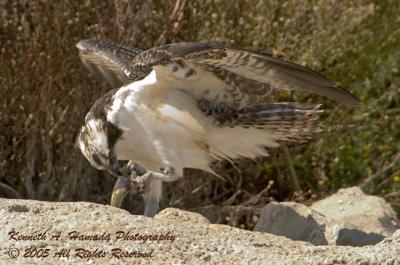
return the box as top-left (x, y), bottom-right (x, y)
top-left (110, 161), bottom-right (146, 208)
top-left (110, 162), bottom-right (178, 217)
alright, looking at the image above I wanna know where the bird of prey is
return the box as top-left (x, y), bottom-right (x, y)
top-left (75, 39), bottom-right (359, 217)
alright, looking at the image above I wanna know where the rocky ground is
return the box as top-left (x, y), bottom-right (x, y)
top-left (0, 187), bottom-right (399, 264)
top-left (255, 187), bottom-right (398, 247)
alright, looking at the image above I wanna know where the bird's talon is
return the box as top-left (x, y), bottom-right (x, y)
top-left (129, 170), bottom-right (137, 178)
top-left (160, 166), bottom-right (175, 176)
top-left (133, 172), bottom-right (152, 191)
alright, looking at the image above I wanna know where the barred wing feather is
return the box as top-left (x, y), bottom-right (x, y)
top-left (76, 39), bottom-right (359, 107)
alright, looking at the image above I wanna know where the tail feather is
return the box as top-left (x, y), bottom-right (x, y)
top-left (208, 102), bottom-right (322, 160)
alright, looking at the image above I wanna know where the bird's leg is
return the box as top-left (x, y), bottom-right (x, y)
top-left (132, 165), bottom-right (178, 217)
top-left (133, 165), bottom-right (181, 188)
top-left (143, 179), bottom-right (162, 217)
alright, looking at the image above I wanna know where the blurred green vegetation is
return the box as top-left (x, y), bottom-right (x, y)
top-left (0, 0), bottom-right (399, 228)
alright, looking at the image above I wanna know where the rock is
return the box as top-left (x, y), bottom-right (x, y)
top-left (254, 201), bottom-right (385, 246)
top-left (255, 202), bottom-right (330, 245)
top-left (155, 207), bottom-right (210, 225)
top-left (311, 186), bottom-right (399, 236)
top-left (0, 198), bottom-right (399, 264)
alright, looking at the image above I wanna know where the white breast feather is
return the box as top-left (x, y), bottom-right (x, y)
top-left (109, 70), bottom-right (213, 174)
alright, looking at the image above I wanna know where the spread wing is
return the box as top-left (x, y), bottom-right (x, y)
top-left (77, 39), bottom-right (142, 88)
top-left (76, 39), bottom-right (360, 107)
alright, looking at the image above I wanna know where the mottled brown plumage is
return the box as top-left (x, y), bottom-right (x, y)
top-left (75, 39), bottom-right (359, 217)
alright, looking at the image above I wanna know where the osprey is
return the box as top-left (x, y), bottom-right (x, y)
top-left (75, 39), bottom-right (359, 217)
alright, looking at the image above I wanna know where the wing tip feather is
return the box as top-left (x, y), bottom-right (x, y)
top-left (332, 85), bottom-right (361, 107)
top-left (76, 39), bottom-right (97, 52)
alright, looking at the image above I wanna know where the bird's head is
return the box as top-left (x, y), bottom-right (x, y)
top-left (76, 118), bottom-right (121, 176)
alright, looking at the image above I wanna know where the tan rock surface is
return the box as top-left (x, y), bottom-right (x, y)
top-left (311, 187), bottom-right (399, 236)
top-left (255, 201), bottom-right (387, 246)
top-left (0, 199), bottom-right (399, 264)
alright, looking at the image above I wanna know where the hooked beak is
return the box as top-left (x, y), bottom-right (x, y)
top-left (107, 151), bottom-right (122, 176)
